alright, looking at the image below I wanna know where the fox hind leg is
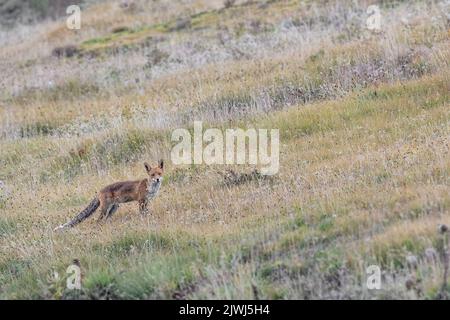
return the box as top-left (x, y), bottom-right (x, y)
top-left (106, 204), bottom-right (119, 220)
top-left (97, 203), bottom-right (109, 222)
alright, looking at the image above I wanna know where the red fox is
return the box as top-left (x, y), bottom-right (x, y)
top-left (54, 160), bottom-right (164, 231)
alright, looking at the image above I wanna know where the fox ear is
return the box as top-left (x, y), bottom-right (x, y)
top-left (144, 162), bottom-right (151, 172)
top-left (159, 159), bottom-right (164, 170)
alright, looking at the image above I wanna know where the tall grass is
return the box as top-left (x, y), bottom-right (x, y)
top-left (0, 0), bottom-right (449, 299)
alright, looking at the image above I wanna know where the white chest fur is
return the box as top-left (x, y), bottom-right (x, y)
top-left (146, 179), bottom-right (162, 200)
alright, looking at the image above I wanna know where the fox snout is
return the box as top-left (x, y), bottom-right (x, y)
top-left (150, 177), bottom-right (162, 187)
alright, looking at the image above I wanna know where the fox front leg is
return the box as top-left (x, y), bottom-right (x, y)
top-left (139, 200), bottom-right (149, 215)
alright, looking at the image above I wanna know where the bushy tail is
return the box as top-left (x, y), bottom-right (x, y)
top-left (54, 197), bottom-right (100, 231)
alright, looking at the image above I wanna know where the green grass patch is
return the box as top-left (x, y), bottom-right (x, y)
top-left (0, 218), bottom-right (17, 238)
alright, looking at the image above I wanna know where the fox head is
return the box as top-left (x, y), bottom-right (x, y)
top-left (144, 160), bottom-right (164, 183)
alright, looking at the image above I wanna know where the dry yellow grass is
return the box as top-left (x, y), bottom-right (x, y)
top-left (0, 0), bottom-right (449, 299)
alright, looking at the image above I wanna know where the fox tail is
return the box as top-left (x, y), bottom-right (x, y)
top-left (54, 197), bottom-right (100, 231)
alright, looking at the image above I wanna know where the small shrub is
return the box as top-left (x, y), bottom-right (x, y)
top-left (144, 48), bottom-right (169, 69)
top-left (248, 20), bottom-right (273, 34)
top-left (83, 271), bottom-right (120, 299)
top-left (111, 26), bottom-right (131, 34)
top-left (118, 0), bottom-right (138, 12)
top-left (51, 45), bottom-right (80, 58)
top-left (223, 169), bottom-right (274, 187)
top-left (223, 0), bottom-right (236, 9)
top-left (169, 17), bottom-right (191, 31)
top-left (19, 121), bottom-right (57, 137)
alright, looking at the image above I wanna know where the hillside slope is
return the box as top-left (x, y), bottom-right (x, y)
top-left (0, 0), bottom-right (449, 299)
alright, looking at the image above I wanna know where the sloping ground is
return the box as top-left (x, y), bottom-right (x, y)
top-left (0, 0), bottom-right (449, 299)
top-left (0, 74), bottom-right (448, 299)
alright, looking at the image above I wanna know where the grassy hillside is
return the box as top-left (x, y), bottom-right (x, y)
top-left (0, 0), bottom-right (449, 299)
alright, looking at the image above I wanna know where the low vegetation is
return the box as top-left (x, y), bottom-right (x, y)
top-left (0, 0), bottom-right (449, 299)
